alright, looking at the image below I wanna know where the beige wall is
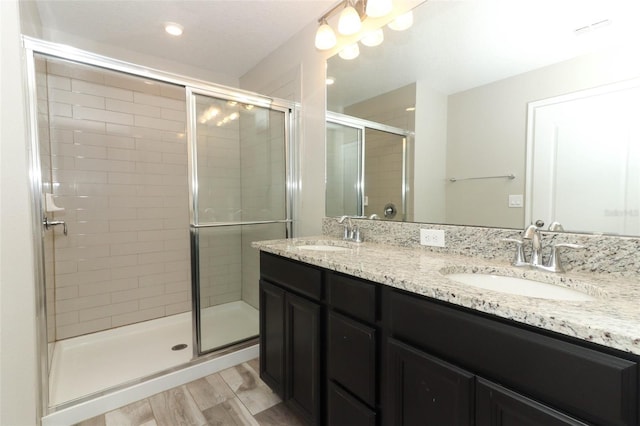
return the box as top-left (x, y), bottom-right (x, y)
top-left (445, 49), bottom-right (640, 228)
top-left (1, 0), bottom-right (40, 423)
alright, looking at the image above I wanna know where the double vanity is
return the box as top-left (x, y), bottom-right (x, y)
top-left (253, 231), bottom-right (639, 425)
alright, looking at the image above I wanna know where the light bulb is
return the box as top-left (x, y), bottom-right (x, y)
top-left (388, 11), bottom-right (414, 31)
top-left (366, 0), bottom-right (393, 18)
top-left (338, 4), bottom-right (362, 36)
top-left (315, 21), bottom-right (337, 50)
top-left (361, 28), bottom-right (384, 47)
top-left (164, 22), bottom-right (183, 36)
top-left (339, 43), bottom-right (360, 60)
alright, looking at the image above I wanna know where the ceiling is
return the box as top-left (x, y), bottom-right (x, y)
top-left (30, 0), bottom-right (337, 79)
top-left (328, 0), bottom-right (640, 109)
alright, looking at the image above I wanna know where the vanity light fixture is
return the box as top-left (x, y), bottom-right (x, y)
top-left (339, 43), bottom-right (360, 60)
top-left (338, 1), bottom-right (362, 35)
top-left (388, 10), bottom-right (413, 31)
top-left (366, 0), bottom-right (392, 18)
top-left (315, 18), bottom-right (337, 50)
top-left (361, 28), bottom-right (384, 47)
top-left (164, 22), bottom-right (183, 36)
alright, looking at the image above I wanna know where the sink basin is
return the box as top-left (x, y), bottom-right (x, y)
top-left (296, 245), bottom-right (351, 252)
top-left (444, 273), bottom-right (595, 301)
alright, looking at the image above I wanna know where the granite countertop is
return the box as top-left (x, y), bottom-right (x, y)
top-left (253, 237), bottom-right (640, 356)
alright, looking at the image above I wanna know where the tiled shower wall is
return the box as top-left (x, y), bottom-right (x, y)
top-left (38, 57), bottom-right (191, 340)
top-left (195, 103), bottom-right (243, 309)
top-left (196, 101), bottom-right (287, 310)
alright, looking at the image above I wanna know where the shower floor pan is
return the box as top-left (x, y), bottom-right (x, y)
top-left (49, 300), bottom-right (258, 406)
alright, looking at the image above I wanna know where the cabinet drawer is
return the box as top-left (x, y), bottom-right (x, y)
top-left (389, 290), bottom-right (638, 426)
top-left (328, 381), bottom-right (376, 426)
top-left (260, 252), bottom-right (322, 300)
top-left (327, 272), bottom-right (376, 323)
top-left (328, 311), bottom-right (376, 406)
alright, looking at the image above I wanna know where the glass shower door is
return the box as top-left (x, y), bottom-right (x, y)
top-left (189, 91), bottom-right (290, 354)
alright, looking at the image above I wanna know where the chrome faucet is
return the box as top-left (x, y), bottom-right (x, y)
top-left (337, 216), bottom-right (362, 242)
top-left (504, 223), bottom-right (583, 273)
top-left (522, 224), bottom-right (543, 267)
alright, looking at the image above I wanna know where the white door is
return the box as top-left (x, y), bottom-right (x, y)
top-left (528, 80), bottom-right (640, 235)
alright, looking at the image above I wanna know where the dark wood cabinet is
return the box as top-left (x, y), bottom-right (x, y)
top-left (259, 253), bottom-right (322, 425)
top-left (259, 252), bottom-right (639, 426)
top-left (387, 338), bottom-right (475, 426)
top-left (328, 381), bottom-right (377, 426)
top-left (259, 280), bottom-right (285, 397)
top-left (476, 378), bottom-right (588, 426)
top-left (285, 292), bottom-right (321, 424)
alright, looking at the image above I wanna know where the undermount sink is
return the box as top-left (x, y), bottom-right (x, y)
top-left (296, 244), bottom-right (351, 252)
top-left (444, 273), bottom-right (595, 302)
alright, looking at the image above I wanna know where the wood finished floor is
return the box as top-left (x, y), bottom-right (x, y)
top-left (75, 358), bottom-right (308, 426)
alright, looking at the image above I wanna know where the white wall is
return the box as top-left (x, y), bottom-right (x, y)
top-left (1, 0), bottom-right (40, 424)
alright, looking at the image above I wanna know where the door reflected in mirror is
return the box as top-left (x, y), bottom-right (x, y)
top-left (326, 0), bottom-right (640, 236)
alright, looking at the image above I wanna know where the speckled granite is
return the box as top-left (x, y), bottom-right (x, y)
top-left (322, 218), bottom-right (640, 279)
top-left (252, 237), bottom-right (640, 355)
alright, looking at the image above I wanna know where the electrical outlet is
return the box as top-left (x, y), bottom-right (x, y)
top-left (420, 229), bottom-right (445, 247)
top-left (508, 194), bottom-right (523, 208)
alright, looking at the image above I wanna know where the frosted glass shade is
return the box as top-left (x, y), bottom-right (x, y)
top-left (388, 11), bottom-right (414, 31)
top-left (339, 43), bottom-right (360, 60)
top-left (338, 5), bottom-right (362, 35)
top-left (366, 0), bottom-right (393, 18)
top-left (315, 22), bottom-right (337, 50)
top-left (361, 28), bottom-right (384, 47)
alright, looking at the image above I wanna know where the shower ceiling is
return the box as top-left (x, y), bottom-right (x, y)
top-left (29, 0), bottom-right (337, 79)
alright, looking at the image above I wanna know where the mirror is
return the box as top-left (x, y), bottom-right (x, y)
top-left (326, 0), bottom-right (640, 236)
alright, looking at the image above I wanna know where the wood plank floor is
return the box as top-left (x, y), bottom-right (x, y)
top-left (75, 358), bottom-right (308, 426)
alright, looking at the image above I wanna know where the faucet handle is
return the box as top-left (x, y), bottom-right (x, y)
top-left (501, 238), bottom-right (527, 266)
top-left (352, 225), bottom-right (363, 243)
top-left (545, 243), bottom-right (584, 273)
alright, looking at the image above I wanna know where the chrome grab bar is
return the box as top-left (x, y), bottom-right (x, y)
top-left (43, 216), bottom-right (67, 235)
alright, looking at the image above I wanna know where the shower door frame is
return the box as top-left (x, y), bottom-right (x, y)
top-left (22, 36), bottom-right (297, 415)
top-left (186, 87), bottom-right (294, 356)
top-left (326, 112), bottom-right (412, 220)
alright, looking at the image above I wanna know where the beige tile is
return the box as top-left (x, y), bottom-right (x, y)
top-left (134, 92), bottom-right (185, 111)
top-left (139, 291), bottom-right (189, 310)
top-left (186, 374), bottom-right (235, 411)
top-left (49, 88), bottom-right (105, 109)
top-left (105, 399), bottom-right (156, 426)
top-left (219, 363), bottom-right (281, 415)
top-left (148, 386), bottom-right (207, 426)
top-left (79, 300), bottom-right (138, 322)
top-left (105, 99), bottom-right (162, 118)
top-left (57, 317), bottom-right (112, 339)
top-left (111, 307), bottom-right (165, 328)
top-left (202, 397), bottom-right (259, 426)
top-left (72, 80), bottom-right (133, 102)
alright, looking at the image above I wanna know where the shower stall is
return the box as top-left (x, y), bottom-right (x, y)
top-left (24, 38), bottom-right (293, 414)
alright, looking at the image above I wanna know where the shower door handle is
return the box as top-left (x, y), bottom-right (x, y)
top-left (43, 216), bottom-right (67, 235)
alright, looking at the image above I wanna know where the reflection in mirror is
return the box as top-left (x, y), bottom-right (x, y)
top-left (326, 0), bottom-right (640, 236)
top-left (326, 114), bottom-right (412, 221)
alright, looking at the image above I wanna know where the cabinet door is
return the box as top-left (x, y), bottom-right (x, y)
top-left (286, 292), bottom-right (322, 425)
top-left (328, 311), bottom-right (376, 406)
top-left (259, 280), bottom-right (285, 397)
top-left (476, 379), bottom-right (589, 426)
top-left (387, 338), bottom-right (475, 426)
top-left (328, 381), bottom-right (377, 426)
